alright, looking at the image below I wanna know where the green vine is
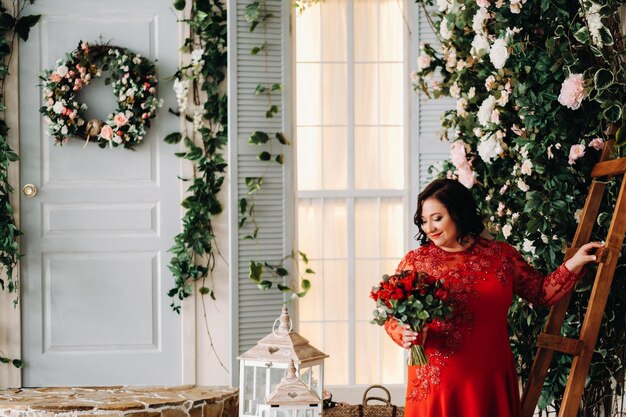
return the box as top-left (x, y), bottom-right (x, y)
top-left (242, 0), bottom-right (314, 297)
top-left (0, 0), bottom-right (40, 369)
top-left (166, 0), bottom-right (227, 313)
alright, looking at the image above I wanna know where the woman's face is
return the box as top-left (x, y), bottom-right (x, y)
top-left (420, 197), bottom-right (464, 252)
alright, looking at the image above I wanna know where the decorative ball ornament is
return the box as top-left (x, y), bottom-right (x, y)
top-left (39, 41), bottom-right (163, 150)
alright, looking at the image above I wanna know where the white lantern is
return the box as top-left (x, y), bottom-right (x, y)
top-left (238, 306), bottom-right (328, 417)
top-left (258, 359), bottom-right (322, 417)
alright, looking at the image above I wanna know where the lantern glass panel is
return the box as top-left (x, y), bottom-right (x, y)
top-left (299, 365), bottom-right (321, 394)
top-left (242, 364), bottom-right (268, 416)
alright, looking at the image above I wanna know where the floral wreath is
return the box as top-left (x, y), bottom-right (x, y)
top-left (39, 41), bottom-right (163, 150)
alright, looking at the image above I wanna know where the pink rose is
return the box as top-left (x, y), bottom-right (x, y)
top-left (113, 113), bottom-right (128, 127)
top-left (588, 138), bottom-right (604, 150)
top-left (450, 140), bottom-right (469, 170)
top-left (457, 166), bottom-right (476, 189)
top-left (558, 74), bottom-right (585, 110)
top-left (568, 144), bottom-right (586, 165)
top-left (497, 201), bottom-right (505, 217)
top-left (50, 73), bottom-right (62, 83)
top-left (490, 109), bottom-right (500, 124)
top-left (477, 0), bottom-right (490, 6)
top-left (100, 125), bottom-right (113, 140)
top-left (417, 54), bottom-right (431, 71)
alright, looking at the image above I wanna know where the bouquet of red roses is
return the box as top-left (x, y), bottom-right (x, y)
top-left (370, 270), bottom-right (452, 366)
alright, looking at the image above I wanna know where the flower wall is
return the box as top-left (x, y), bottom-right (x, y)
top-left (413, 0), bottom-right (626, 413)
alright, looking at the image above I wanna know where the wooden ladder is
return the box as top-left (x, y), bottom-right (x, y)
top-left (521, 141), bottom-right (626, 417)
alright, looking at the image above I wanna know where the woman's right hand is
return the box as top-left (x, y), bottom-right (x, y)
top-left (400, 323), bottom-right (428, 349)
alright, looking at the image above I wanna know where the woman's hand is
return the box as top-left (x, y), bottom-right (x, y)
top-left (565, 241), bottom-right (604, 275)
top-left (400, 323), bottom-right (428, 349)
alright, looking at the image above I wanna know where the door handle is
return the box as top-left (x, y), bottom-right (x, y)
top-left (22, 184), bottom-right (38, 198)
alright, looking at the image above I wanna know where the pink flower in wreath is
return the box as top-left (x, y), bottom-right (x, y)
top-left (50, 73), bottom-right (62, 83)
top-left (100, 124), bottom-right (113, 140)
top-left (588, 138), bottom-right (605, 150)
top-left (114, 112), bottom-right (129, 127)
top-left (457, 166), bottom-right (476, 189)
top-left (558, 73), bottom-right (585, 110)
top-left (568, 144), bottom-right (586, 165)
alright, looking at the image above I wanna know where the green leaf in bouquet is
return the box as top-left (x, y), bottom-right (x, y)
top-left (418, 311), bottom-right (429, 320)
top-left (397, 303), bottom-right (406, 313)
top-left (425, 294), bottom-right (433, 304)
top-left (373, 309), bottom-right (380, 317)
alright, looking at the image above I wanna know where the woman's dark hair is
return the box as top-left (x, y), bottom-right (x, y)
top-left (414, 179), bottom-right (484, 245)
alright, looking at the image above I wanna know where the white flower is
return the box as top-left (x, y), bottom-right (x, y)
top-left (511, 212), bottom-right (520, 222)
top-left (61, 125), bottom-right (68, 135)
top-left (498, 90), bottom-right (509, 106)
top-left (541, 234), bottom-right (549, 244)
top-left (456, 98), bottom-right (469, 117)
top-left (586, 3), bottom-right (604, 47)
top-left (547, 145), bottom-right (555, 159)
top-left (485, 75), bottom-right (497, 91)
top-left (468, 87), bottom-right (476, 99)
top-left (574, 208), bottom-right (583, 222)
top-left (499, 184), bottom-right (508, 194)
top-left (477, 133), bottom-right (504, 163)
top-left (192, 107), bottom-right (203, 133)
top-left (489, 38), bottom-right (510, 69)
top-left (517, 178), bottom-right (529, 192)
top-left (52, 101), bottom-right (64, 114)
top-left (436, 0), bottom-right (451, 12)
top-left (490, 109), bottom-right (500, 124)
top-left (477, 95), bottom-right (497, 126)
top-left (191, 49), bottom-right (204, 66)
top-left (472, 7), bottom-right (490, 34)
top-left (521, 159), bottom-right (533, 175)
top-left (471, 34), bottom-right (491, 57)
top-left (523, 238), bottom-right (536, 254)
top-left (173, 78), bottom-right (190, 113)
top-left (450, 82), bottom-right (461, 98)
top-left (440, 22), bottom-right (452, 40)
top-left (473, 127), bottom-right (483, 138)
top-left (56, 64), bottom-right (69, 77)
top-left (502, 224), bottom-right (512, 238)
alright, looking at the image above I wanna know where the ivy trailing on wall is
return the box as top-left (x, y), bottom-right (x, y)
top-left (242, 0), bottom-right (314, 297)
top-left (0, 0), bottom-right (40, 369)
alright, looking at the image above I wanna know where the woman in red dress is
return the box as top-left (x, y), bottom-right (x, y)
top-left (385, 179), bottom-right (601, 417)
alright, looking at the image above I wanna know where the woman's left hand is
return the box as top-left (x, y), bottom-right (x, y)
top-left (565, 241), bottom-right (604, 275)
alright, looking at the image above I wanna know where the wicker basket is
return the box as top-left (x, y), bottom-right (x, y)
top-left (324, 385), bottom-right (404, 417)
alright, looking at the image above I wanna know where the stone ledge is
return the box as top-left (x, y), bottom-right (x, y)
top-left (0, 386), bottom-right (238, 417)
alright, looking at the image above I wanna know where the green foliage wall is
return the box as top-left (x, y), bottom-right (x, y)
top-left (413, 0), bottom-right (626, 414)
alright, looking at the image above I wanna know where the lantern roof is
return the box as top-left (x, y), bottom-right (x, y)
top-left (238, 306), bottom-right (329, 365)
top-left (266, 360), bottom-right (322, 406)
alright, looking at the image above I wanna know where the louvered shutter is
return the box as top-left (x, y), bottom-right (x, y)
top-left (228, 0), bottom-right (292, 383)
top-left (416, 5), bottom-right (452, 190)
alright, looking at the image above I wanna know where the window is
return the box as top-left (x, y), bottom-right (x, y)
top-left (295, 0), bottom-right (409, 387)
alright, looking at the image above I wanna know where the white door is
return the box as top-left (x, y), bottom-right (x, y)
top-left (19, 0), bottom-right (182, 386)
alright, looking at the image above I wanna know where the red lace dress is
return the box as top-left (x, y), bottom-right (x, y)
top-left (385, 237), bottom-right (580, 417)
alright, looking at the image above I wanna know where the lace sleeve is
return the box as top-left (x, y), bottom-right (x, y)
top-left (396, 250), bottom-right (417, 273)
top-left (508, 246), bottom-right (581, 306)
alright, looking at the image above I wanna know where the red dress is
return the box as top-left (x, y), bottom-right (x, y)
top-left (385, 237), bottom-right (580, 417)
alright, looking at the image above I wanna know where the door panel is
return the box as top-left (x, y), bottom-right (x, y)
top-left (19, 0), bottom-right (182, 386)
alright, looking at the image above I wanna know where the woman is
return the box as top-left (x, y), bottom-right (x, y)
top-left (384, 179), bottom-right (601, 417)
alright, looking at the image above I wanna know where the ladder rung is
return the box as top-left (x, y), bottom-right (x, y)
top-left (565, 246), bottom-right (609, 263)
top-left (591, 158), bottom-right (626, 178)
top-left (536, 334), bottom-right (584, 355)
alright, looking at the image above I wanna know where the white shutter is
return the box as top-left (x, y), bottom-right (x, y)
top-left (416, 5), bottom-right (452, 188)
top-left (228, 0), bottom-right (292, 383)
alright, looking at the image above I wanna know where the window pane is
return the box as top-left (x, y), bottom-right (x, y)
top-left (354, 127), bottom-right (379, 189)
top-left (296, 3), bottom-right (321, 62)
top-left (379, 63), bottom-right (403, 126)
top-left (354, 0), bottom-right (379, 62)
top-left (323, 260), bottom-right (348, 320)
top-left (298, 200), bottom-right (323, 260)
top-left (355, 321), bottom-right (380, 384)
top-left (300, 322), bottom-right (349, 385)
top-left (380, 198), bottom-right (404, 259)
top-left (297, 63), bottom-right (321, 126)
top-left (298, 259), bottom-right (322, 322)
top-left (380, 127), bottom-right (404, 189)
top-left (322, 127), bottom-right (348, 190)
top-left (323, 200), bottom-right (348, 259)
top-left (355, 198), bottom-right (379, 259)
top-left (321, 0), bottom-right (347, 62)
top-left (322, 64), bottom-right (347, 125)
top-left (379, 1), bottom-right (404, 62)
top-left (354, 63), bottom-right (379, 125)
top-left (297, 128), bottom-right (322, 190)
top-left (355, 259), bottom-right (379, 321)
top-left (381, 329), bottom-right (405, 384)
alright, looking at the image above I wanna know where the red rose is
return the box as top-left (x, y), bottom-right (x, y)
top-left (435, 288), bottom-right (449, 301)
